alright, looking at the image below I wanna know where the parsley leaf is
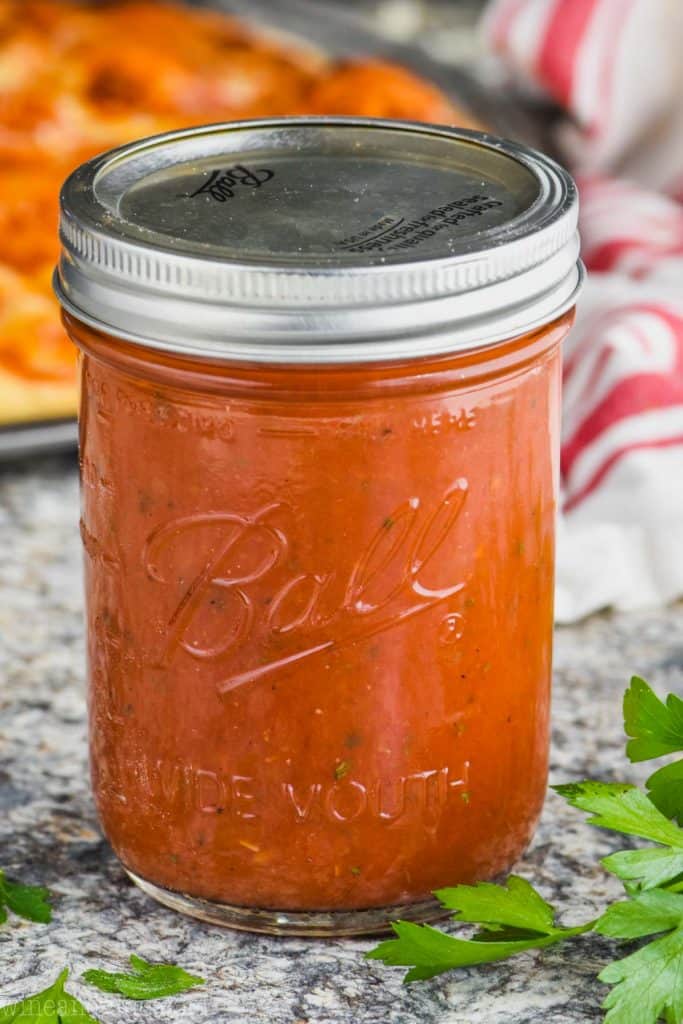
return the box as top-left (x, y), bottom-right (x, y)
top-left (82, 954), bottom-right (204, 1000)
top-left (621, 677), bottom-right (683, 825)
top-left (624, 676), bottom-right (683, 762)
top-left (0, 968), bottom-right (99, 1023)
top-left (600, 928), bottom-right (683, 1024)
top-left (595, 891), bottom-right (683, 1022)
top-left (647, 761), bottom-right (683, 826)
top-left (553, 782), bottom-right (683, 890)
top-left (596, 889), bottom-right (683, 940)
top-left (366, 877), bottom-right (589, 983)
top-left (0, 869), bottom-right (52, 924)
top-left (367, 921), bottom-right (554, 983)
top-left (436, 875), bottom-right (562, 937)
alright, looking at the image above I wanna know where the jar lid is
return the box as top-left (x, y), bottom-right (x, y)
top-left (55, 117), bottom-right (582, 364)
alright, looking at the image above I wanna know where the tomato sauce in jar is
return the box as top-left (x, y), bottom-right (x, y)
top-left (56, 118), bottom-right (581, 935)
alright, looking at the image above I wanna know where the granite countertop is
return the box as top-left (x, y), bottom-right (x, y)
top-left (1, 454), bottom-right (682, 1024)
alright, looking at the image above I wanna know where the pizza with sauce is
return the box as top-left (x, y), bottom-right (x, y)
top-left (0, 0), bottom-right (478, 425)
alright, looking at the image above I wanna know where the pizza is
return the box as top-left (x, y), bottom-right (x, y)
top-left (0, 0), bottom-right (478, 425)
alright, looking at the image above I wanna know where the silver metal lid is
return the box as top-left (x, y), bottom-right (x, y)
top-left (56, 117), bottom-right (582, 364)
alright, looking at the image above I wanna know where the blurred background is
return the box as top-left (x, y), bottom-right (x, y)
top-left (237, 1), bottom-right (489, 65)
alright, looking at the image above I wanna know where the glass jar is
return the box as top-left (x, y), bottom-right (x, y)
top-left (56, 118), bottom-right (581, 935)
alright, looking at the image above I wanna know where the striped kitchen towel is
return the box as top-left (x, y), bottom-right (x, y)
top-left (483, 0), bottom-right (683, 621)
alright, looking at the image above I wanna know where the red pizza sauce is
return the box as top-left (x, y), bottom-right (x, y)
top-left (66, 309), bottom-right (571, 919)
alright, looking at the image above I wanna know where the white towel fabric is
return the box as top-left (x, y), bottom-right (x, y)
top-left (483, 0), bottom-right (683, 621)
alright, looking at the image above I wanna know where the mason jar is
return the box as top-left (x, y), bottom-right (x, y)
top-left (55, 117), bottom-right (581, 936)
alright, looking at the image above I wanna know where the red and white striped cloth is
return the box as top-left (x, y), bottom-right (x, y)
top-left (483, 0), bottom-right (683, 621)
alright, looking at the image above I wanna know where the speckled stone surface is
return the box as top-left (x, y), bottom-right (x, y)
top-left (1, 454), bottom-right (682, 1023)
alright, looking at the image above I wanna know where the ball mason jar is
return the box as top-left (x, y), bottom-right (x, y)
top-left (55, 117), bottom-right (582, 936)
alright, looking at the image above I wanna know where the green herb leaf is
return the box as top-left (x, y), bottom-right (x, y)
top-left (0, 869), bottom-right (52, 924)
top-left (367, 920), bottom-right (561, 983)
top-left (553, 781), bottom-right (683, 845)
top-left (623, 677), bottom-right (683, 763)
top-left (0, 968), bottom-right (100, 1023)
top-left (603, 846), bottom-right (683, 892)
top-left (435, 875), bottom-right (557, 937)
top-left (367, 878), bottom-right (589, 983)
top-left (596, 889), bottom-right (683, 940)
top-left (599, 924), bottom-right (683, 1024)
top-left (646, 760), bottom-right (683, 826)
top-left (554, 782), bottom-right (683, 890)
top-left (82, 954), bottom-right (204, 1000)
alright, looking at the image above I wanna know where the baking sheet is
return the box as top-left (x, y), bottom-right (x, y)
top-left (0, 419), bottom-right (79, 461)
top-left (1, 0), bottom-right (541, 461)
